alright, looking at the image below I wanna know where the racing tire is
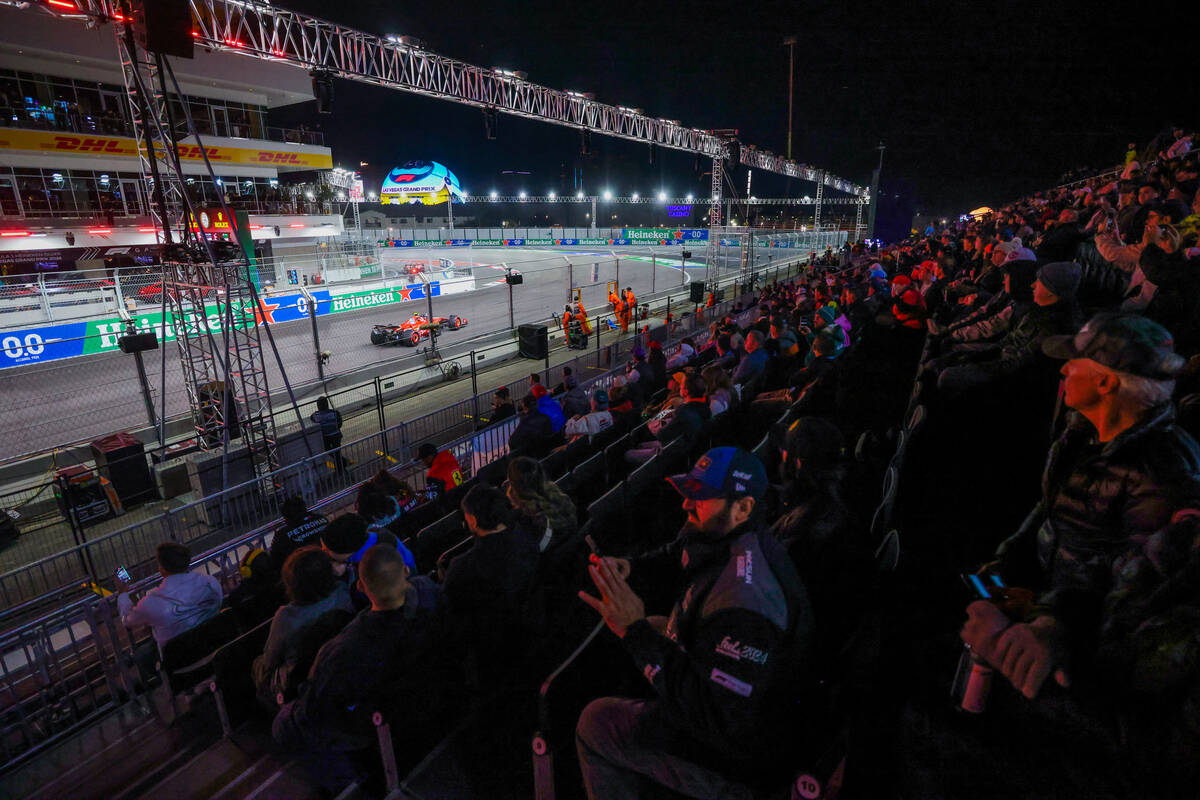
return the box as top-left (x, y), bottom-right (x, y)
top-left (451, 316), bottom-right (464, 330)
top-left (407, 331), bottom-right (421, 346)
top-left (370, 331), bottom-right (386, 345)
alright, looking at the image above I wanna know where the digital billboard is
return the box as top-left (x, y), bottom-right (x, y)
top-left (380, 160), bottom-right (465, 206)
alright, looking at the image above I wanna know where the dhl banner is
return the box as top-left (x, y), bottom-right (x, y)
top-left (0, 127), bottom-right (332, 169)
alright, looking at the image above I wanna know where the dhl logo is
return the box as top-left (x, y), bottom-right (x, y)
top-left (174, 144), bottom-right (220, 159)
top-left (257, 151), bottom-right (305, 164)
top-left (54, 136), bottom-right (130, 154)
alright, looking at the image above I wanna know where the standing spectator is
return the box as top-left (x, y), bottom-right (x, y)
top-left (271, 495), bottom-right (329, 568)
top-left (117, 542), bottom-right (223, 683)
top-left (1124, 142), bottom-right (1139, 167)
top-left (310, 396), bottom-right (345, 474)
top-left (253, 547), bottom-right (354, 704)
top-left (576, 448), bottom-right (813, 799)
top-left (418, 443), bottom-right (463, 500)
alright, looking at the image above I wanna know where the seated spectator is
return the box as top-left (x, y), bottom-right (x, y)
top-left (486, 386), bottom-right (515, 425)
top-left (444, 484), bottom-right (540, 690)
top-left (563, 388), bottom-right (615, 444)
top-left (576, 448), bottom-right (814, 798)
top-left (703, 364), bottom-right (735, 416)
top-left (253, 547), bottom-right (354, 704)
top-left (506, 456), bottom-right (578, 551)
top-left (117, 542), bottom-right (223, 683)
top-left (607, 381), bottom-right (640, 430)
top-left (224, 547), bottom-right (283, 618)
top-left (935, 261), bottom-right (1084, 397)
top-left (731, 330), bottom-right (769, 387)
top-left (560, 371), bottom-right (590, 418)
top-left (642, 371), bottom-right (685, 420)
top-left (666, 337), bottom-right (696, 369)
top-left (508, 394), bottom-right (556, 457)
top-left (532, 384), bottom-right (567, 432)
top-left (356, 473), bottom-right (421, 539)
top-left (624, 374), bottom-right (712, 464)
top-left (418, 443), bottom-right (464, 500)
top-left (964, 314), bottom-right (1200, 709)
top-left (320, 513), bottom-right (416, 606)
top-left (273, 545), bottom-right (452, 789)
top-left (271, 495), bottom-right (329, 568)
top-left (1140, 229), bottom-right (1200, 356)
top-left (754, 328), bottom-right (843, 412)
top-left (646, 340), bottom-right (668, 389)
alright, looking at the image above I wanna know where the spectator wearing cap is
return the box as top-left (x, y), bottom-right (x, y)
top-left (320, 512), bottom-right (416, 609)
top-left (964, 314), bottom-right (1200, 704)
top-left (563, 388), bottom-right (615, 444)
top-left (933, 251), bottom-right (1039, 349)
top-left (576, 447), bottom-right (814, 799)
top-left (935, 262), bottom-right (1084, 396)
top-left (1096, 204), bottom-right (1170, 275)
top-left (531, 383), bottom-right (566, 432)
top-left (508, 394), bottom-right (557, 457)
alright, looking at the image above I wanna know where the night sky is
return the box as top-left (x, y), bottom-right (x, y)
top-left (270, 0), bottom-right (1196, 219)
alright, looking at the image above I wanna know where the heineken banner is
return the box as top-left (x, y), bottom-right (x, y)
top-left (381, 232), bottom-right (703, 248)
top-left (0, 281), bottom-right (442, 369)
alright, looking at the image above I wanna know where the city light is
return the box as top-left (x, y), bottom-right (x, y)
top-left (603, 190), bottom-right (613, 200)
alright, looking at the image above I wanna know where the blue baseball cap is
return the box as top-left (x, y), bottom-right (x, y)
top-left (667, 447), bottom-right (767, 501)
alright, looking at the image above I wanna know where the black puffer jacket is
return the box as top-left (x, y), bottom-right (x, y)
top-left (997, 405), bottom-right (1200, 663)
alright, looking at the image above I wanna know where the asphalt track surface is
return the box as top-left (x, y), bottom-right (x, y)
top-left (2, 244), bottom-right (774, 459)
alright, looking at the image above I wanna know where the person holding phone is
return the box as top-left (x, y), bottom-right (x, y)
top-left (116, 542), bottom-right (223, 685)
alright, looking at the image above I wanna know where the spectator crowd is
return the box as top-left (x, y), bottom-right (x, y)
top-left (113, 127), bottom-right (1200, 800)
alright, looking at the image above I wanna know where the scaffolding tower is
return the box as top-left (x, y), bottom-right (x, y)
top-left (112, 17), bottom-right (286, 479)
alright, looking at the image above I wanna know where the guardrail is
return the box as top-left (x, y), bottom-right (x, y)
top-left (0, 283), bottom-right (773, 774)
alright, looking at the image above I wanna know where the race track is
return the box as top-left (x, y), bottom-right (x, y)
top-left (2, 244), bottom-right (782, 458)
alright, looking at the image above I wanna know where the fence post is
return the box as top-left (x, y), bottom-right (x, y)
top-left (374, 375), bottom-right (386, 435)
top-left (651, 254), bottom-right (656, 295)
top-left (39, 273), bottom-right (53, 321)
top-left (470, 350), bottom-right (480, 427)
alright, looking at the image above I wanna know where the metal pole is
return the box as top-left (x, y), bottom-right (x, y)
top-left (784, 36), bottom-right (796, 162)
top-left (651, 254), bottom-right (656, 295)
top-left (305, 288), bottom-right (324, 384)
top-left (469, 349), bottom-right (479, 425)
top-left (504, 263), bottom-right (515, 329)
top-left (375, 375), bottom-right (386, 435)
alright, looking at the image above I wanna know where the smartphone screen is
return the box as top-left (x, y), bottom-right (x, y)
top-left (115, 565), bottom-right (131, 583)
top-left (964, 573), bottom-right (991, 600)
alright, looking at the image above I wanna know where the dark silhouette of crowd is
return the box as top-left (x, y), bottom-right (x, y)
top-left (112, 131), bottom-right (1200, 800)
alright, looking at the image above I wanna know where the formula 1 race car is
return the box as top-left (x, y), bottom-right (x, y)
top-left (370, 312), bottom-right (469, 346)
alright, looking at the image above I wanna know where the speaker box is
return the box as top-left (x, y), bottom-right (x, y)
top-left (91, 432), bottom-right (158, 506)
top-left (118, 331), bottom-right (159, 354)
top-left (689, 281), bottom-right (706, 304)
top-left (518, 324), bottom-right (548, 360)
top-left (131, 0), bottom-right (194, 59)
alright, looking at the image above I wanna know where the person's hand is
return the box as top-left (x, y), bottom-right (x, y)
top-left (992, 616), bottom-right (1070, 699)
top-left (589, 555), bottom-right (631, 580)
top-left (646, 615), bottom-right (669, 635)
top-left (579, 556), bottom-right (645, 638)
top-left (114, 577), bottom-right (132, 594)
top-left (960, 600), bottom-right (1012, 664)
top-left (926, 318), bottom-right (946, 335)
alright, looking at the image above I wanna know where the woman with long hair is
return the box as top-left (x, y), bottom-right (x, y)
top-left (506, 456), bottom-right (578, 552)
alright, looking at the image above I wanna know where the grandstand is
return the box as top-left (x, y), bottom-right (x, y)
top-left (1, 0), bottom-right (1198, 796)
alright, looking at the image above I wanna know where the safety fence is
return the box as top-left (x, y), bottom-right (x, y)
top-left (0, 290), bottom-right (768, 773)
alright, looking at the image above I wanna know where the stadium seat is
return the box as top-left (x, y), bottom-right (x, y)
top-left (539, 448), bottom-right (569, 481)
top-left (874, 529), bottom-right (900, 575)
top-left (570, 451), bottom-right (607, 510)
top-left (474, 454), bottom-right (510, 487)
top-left (869, 466), bottom-right (898, 542)
top-left (585, 483), bottom-right (627, 549)
top-left (603, 433), bottom-right (633, 484)
top-left (159, 608), bottom-right (243, 697)
top-left (906, 404), bottom-right (927, 437)
top-left (413, 510), bottom-right (466, 573)
top-left (207, 617), bottom-right (272, 734)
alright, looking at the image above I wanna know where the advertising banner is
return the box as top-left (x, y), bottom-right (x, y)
top-left (0, 281), bottom-right (443, 369)
top-left (0, 127), bottom-right (333, 169)
top-left (622, 228), bottom-right (708, 242)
